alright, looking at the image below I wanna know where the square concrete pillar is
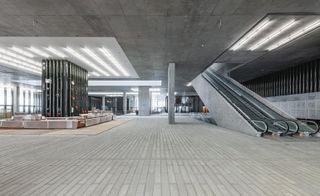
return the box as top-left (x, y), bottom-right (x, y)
top-left (168, 63), bottom-right (175, 124)
top-left (102, 96), bottom-right (106, 111)
top-left (138, 87), bottom-right (151, 116)
top-left (123, 92), bottom-right (127, 114)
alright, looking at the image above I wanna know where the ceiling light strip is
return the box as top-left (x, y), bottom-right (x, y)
top-left (249, 19), bottom-right (297, 50)
top-left (45, 47), bottom-right (66, 58)
top-left (99, 47), bottom-right (130, 76)
top-left (0, 54), bottom-right (41, 71)
top-left (64, 47), bottom-right (110, 76)
top-left (0, 48), bottom-right (41, 67)
top-left (81, 47), bottom-right (119, 76)
top-left (10, 47), bottom-right (35, 58)
top-left (231, 19), bottom-right (272, 51)
top-left (267, 19), bottom-right (320, 51)
top-left (27, 47), bottom-right (51, 58)
top-left (0, 57), bottom-right (41, 74)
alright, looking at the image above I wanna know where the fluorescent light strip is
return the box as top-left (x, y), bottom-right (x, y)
top-left (88, 80), bottom-right (162, 86)
top-left (0, 48), bottom-right (41, 67)
top-left (150, 88), bottom-right (160, 92)
top-left (0, 57), bottom-right (41, 74)
top-left (27, 47), bottom-right (51, 58)
top-left (231, 19), bottom-right (272, 51)
top-left (89, 71), bottom-right (100, 77)
top-left (81, 47), bottom-right (119, 76)
top-left (126, 92), bottom-right (138, 95)
top-left (64, 47), bottom-right (110, 76)
top-left (249, 19), bottom-right (297, 50)
top-left (99, 48), bottom-right (130, 76)
top-left (10, 47), bottom-right (34, 58)
top-left (88, 92), bottom-right (124, 96)
top-left (0, 54), bottom-right (41, 71)
top-left (45, 47), bottom-right (66, 58)
top-left (131, 88), bottom-right (139, 92)
top-left (267, 19), bottom-right (320, 51)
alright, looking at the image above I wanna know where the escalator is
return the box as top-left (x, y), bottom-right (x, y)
top-left (196, 68), bottom-right (319, 137)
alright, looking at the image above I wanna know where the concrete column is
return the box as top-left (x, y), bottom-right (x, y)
top-left (168, 63), bottom-right (175, 124)
top-left (102, 96), bottom-right (106, 111)
top-left (13, 85), bottom-right (19, 114)
top-left (123, 92), bottom-right (127, 114)
top-left (138, 87), bottom-right (151, 116)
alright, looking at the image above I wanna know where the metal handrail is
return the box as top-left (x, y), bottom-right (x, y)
top-left (251, 120), bottom-right (268, 133)
top-left (298, 120), bottom-right (319, 136)
top-left (272, 120), bottom-right (289, 135)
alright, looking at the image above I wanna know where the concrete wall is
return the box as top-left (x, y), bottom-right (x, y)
top-left (192, 75), bottom-right (258, 136)
top-left (267, 92), bottom-right (320, 120)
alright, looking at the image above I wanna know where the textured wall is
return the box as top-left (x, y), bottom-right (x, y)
top-left (267, 92), bottom-right (320, 120)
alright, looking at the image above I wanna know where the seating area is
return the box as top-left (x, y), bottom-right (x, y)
top-left (0, 111), bottom-right (113, 129)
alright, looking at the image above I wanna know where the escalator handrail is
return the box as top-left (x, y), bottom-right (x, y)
top-left (207, 69), bottom-right (278, 120)
top-left (272, 120), bottom-right (290, 135)
top-left (251, 120), bottom-right (268, 133)
top-left (202, 73), bottom-right (266, 133)
top-left (298, 120), bottom-right (319, 135)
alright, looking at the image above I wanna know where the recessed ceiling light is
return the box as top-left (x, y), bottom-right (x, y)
top-left (64, 47), bottom-right (110, 76)
top-left (45, 47), bottom-right (66, 58)
top-left (27, 47), bottom-right (50, 58)
top-left (10, 46), bottom-right (34, 58)
top-left (249, 19), bottom-right (297, 50)
top-left (81, 47), bottom-right (119, 76)
top-left (230, 19), bottom-right (272, 51)
top-left (186, 82), bottom-right (192, 87)
top-left (0, 57), bottom-right (41, 74)
top-left (99, 47), bottom-right (130, 76)
top-left (89, 71), bottom-right (100, 77)
top-left (0, 48), bottom-right (40, 67)
top-left (267, 19), bottom-right (320, 51)
top-left (149, 88), bottom-right (160, 92)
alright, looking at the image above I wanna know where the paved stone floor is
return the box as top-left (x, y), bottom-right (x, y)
top-left (0, 116), bottom-right (320, 196)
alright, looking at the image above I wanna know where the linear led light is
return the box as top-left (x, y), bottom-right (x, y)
top-left (88, 92), bottom-right (124, 96)
top-left (45, 47), bottom-right (66, 58)
top-left (64, 47), bottom-right (110, 76)
top-left (88, 71), bottom-right (100, 77)
top-left (0, 57), bottom-right (41, 74)
top-left (0, 48), bottom-right (41, 67)
top-left (27, 47), bottom-right (50, 58)
top-left (249, 19), bottom-right (297, 50)
top-left (150, 88), bottom-right (160, 92)
top-left (126, 92), bottom-right (138, 95)
top-left (131, 88), bottom-right (139, 92)
top-left (230, 19), bottom-right (272, 51)
top-left (88, 80), bottom-right (162, 86)
top-left (81, 47), bottom-right (119, 76)
top-left (0, 53), bottom-right (41, 71)
top-left (267, 19), bottom-right (320, 51)
top-left (99, 47), bottom-right (130, 76)
top-left (10, 47), bottom-right (35, 58)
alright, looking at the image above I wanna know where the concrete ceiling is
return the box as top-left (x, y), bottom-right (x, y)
top-left (0, 0), bottom-right (320, 91)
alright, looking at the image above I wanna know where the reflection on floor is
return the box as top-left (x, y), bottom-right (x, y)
top-left (0, 117), bottom-right (319, 195)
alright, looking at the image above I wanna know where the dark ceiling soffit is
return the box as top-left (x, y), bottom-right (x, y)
top-left (197, 12), bottom-right (320, 76)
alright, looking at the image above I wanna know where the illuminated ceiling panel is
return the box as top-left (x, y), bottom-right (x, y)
top-left (230, 14), bottom-right (320, 52)
top-left (0, 37), bottom-right (139, 78)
